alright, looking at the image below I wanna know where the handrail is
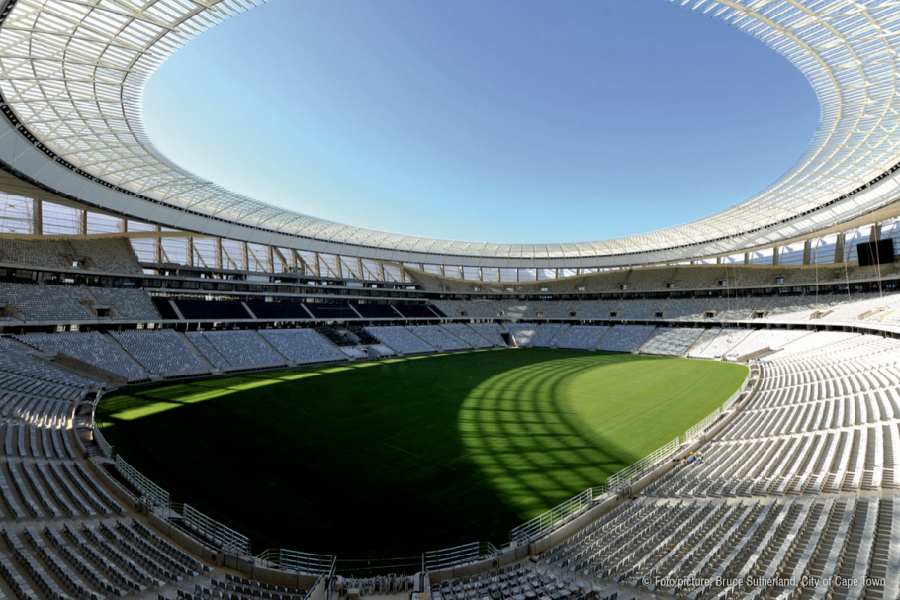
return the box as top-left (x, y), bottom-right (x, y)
top-left (606, 437), bottom-right (680, 490)
top-left (257, 548), bottom-right (336, 575)
top-left (683, 408), bottom-right (722, 442)
top-left (114, 455), bottom-right (170, 508)
top-left (170, 502), bottom-right (250, 554)
top-left (92, 427), bottom-right (114, 458)
top-left (510, 488), bottom-right (595, 543)
top-left (422, 541), bottom-right (497, 571)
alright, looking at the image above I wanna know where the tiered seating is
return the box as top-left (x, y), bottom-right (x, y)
top-left (506, 324), bottom-right (539, 347)
top-left (17, 332), bottom-right (147, 381)
top-left (186, 332), bottom-right (230, 371)
top-left (0, 237), bottom-right (142, 274)
top-left (175, 298), bottom-right (252, 320)
top-left (0, 282), bottom-right (159, 322)
top-left (244, 300), bottom-right (311, 320)
top-left (724, 329), bottom-right (814, 360)
top-left (110, 330), bottom-right (210, 377)
top-left (393, 303), bottom-right (440, 318)
top-left (433, 293), bottom-right (897, 323)
top-left (0, 337), bottom-right (98, 391)
top-left (408, 325), bottom-right (468, 351)
top-left (538, 331), bottom-right (900, 597)
top-left (529, 324), bottom-right (570, 347)
top-left (365, 326), bottom-right (434, 354)
top-left (553, 325), bottom-right (609, 351)
top-left (180, 574), bottom-right (307, 599)
top-left (440, 323), bottom-right (495, 348)
top-left (258, 328), bottom-right (347, 364)
top-left (467, 323), bottom-right (508, 347)
top-left (0, 282), bottom-right (94, 321)
top-left (351, 303), bottom-right (401, 319)
top-left (86, 286), bottom-right (160, 320)
top-left (597, 325), bottom-right (656, 352)
top-left (188, 331), bottom-right (287, 371)
top-left (688, 328), bottom-right (753, 359)
top-left (432, 564), bottom-right (601, 600)
top-left (305, 303), bottom-right (358, 319)
top-left (640, 327), bottom-right (705, 356)
top-left (0, 287), bottom-right (896, 599)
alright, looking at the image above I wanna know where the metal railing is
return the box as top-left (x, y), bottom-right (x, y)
top-left (115, 455), bottom-right (170, 507)
top-left (423, 541), bottom-right (497, 571)
top-left (510, 437), bottom-right (681, 544)
top-left (170, 502), bottom-right (250, 554)
top-left (683, 408), bottom-right (722, 442)
top-left (510, 487), bottom-right (595, 543)
top-left (334, 555), bottom-right (422, 576)
top-left (507, 366), bottom-right (759, 545)
top-left (257, 548), bottom-right (336, 576)
top-left (606, 437), bottom-right (680, 490)
top-left (93, 427), bottom-right (113, 458)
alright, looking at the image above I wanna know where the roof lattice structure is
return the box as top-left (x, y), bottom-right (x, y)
top-left (1, 0), bottom-right (900, 263)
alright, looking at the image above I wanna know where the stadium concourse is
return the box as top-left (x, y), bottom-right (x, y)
top-left (0, 239), bottom-right (893, 599)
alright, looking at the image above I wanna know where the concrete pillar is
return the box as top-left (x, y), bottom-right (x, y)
top-left (154, 225), bottom-right (162, 263)
top-left (870, 223), bottom-right (881, 242)
top-left (32, 198), bottom-right (42, 235)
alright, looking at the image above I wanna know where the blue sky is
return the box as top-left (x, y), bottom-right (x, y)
top-left (143, 0), bottom-right (819, 244)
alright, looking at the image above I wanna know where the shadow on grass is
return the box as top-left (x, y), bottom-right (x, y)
top-left (98, 350), bottom-right (668, 557)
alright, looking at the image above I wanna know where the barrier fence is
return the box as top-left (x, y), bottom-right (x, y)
top-left (257, 548), bottom-right (336, 576)
top-left (510, 488), bottom-right (594, 543)
top-left (170, 502), bottom-right (251, 555)
top-left (506, 365), bottom-right (757, 544)
top-left (115, 455), bottom-right (170, 507)
top-left (423, 541), bottom-right (497, 571)
top-left (606, 437), bottom-right (680, 490)
top-left (93, 427), bottom-right (113, 458)
top-left (683, 408), bottom-right (722, 442)
top-left (334, 555), bottom-right (422, 576)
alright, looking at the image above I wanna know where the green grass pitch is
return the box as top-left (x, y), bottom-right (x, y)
top-left (97, 348), bottom-right (747, 558)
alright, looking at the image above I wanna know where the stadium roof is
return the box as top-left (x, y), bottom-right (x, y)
top-left (1, 0), bottom-right (900, 266)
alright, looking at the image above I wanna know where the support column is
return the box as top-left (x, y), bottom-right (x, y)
top-left (241, 242), bottom-right (249, 271)
top-left (154, 225), bottom-right (163, 263)
top-left (215, 238), bottom-right (223, 269)
top-left (870, 222), bottom-right (881, 242)
top-left (187, 236), bottom-right (194, 267)
top-left (834, 233), bottom-right (846, 264)
top-left (802, 240), bottom-right (812, 265)
top-left (79, 209), bottom-right (88, 235)
top-left (267, 246), bottom-right (275, 273)
top-left (32, 198), bottom-right (42, 235)
top-left (743, 252), bottom-right (750, 265)
top-left (772, 246), bottom-right (780, 265)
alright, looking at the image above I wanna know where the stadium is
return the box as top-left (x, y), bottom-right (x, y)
top-left (0, 0), bottom-right (898, 598)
